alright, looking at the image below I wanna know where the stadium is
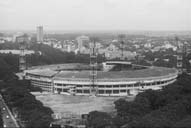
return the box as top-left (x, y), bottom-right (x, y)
top-left (24, 61), bottom-right (178, 96)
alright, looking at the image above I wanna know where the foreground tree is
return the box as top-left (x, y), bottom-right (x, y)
top-left (0, 109), bottom-right (3, 128)
top-left (87, 111), bottom-right (113, 128)
top-left (113, 74), bottom-right (191, 128)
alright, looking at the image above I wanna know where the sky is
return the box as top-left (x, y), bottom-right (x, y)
top-left (0, 0), bottom-right (191, 31)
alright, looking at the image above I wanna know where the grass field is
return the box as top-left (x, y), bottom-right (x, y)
top-left (32, 92), bottom-right (133, 118)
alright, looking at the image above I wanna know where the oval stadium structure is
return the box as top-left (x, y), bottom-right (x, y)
top-left (24, 61), bottom-right (178, 96)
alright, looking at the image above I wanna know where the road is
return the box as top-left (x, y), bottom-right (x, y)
top-left (0, 94), bottom-right (19, 128)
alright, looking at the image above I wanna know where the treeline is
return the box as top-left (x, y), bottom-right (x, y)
top-left (0, 43), bottom-right (106, 67)
top-left (87, 73), bottom-right (191, 128)
top-left (0, 42), bottom-right (20, 49)
top-left (143, 49), bottom-right (177, 67)
top-left (34, 51), bottom-right (104, 65)
top-left (46, 33), bottom-right (118, 41)
top-left (0, 78), bottom-right (53, 128)
top-left (0, 108), bottom-right (3, 128)
top-left (0, 50), bottom-right (53, 127)
top-left (28, 43), bottom-right (105, 65)
top-left (0, 53), bottom-right (19, 79)
top-left (27, 44), bottom-right (90, 65)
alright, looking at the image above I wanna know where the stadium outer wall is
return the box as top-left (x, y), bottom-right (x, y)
top-left (25, 66), bottom-right (178, 96)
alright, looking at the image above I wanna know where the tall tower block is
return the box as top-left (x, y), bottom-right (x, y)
top-left (37, 26), bottom-right (43, 43)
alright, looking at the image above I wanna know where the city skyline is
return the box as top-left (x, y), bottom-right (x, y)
top-left (0, 0), bottom-right (190, 31)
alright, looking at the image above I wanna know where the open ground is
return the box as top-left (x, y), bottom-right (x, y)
top-left (32, 92), bottom-right (134, 118)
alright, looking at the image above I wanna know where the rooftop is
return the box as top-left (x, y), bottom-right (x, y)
top-left (55, 67), bottom-right (177, 80)
top-left (26, 63), bottom-right (178, 80)
top-left (26, 69), bottom-right (58, 77)
top-left (29, 63), bottom-right (90, 71)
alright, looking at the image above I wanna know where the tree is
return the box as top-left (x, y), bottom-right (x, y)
top-left (87, 111), bottom-right (113, 128)
top-left (174, 116), bottom-right (191, 128)
top-left (0, 109), bottom-right (3, 128)
top-left (1, 79), bottom-right (53, 128)
top-left (128, 112), bottom-right (173, 128)
top-left (114, 74), bottom-right (191, 128)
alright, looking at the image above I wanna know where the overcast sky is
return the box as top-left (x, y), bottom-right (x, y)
top-left (0, 0), bottom-right (190, 31)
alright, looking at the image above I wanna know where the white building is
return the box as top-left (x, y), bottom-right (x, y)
top-left (144, 43), bottom-right (152, 48)
top-left (43, 41), bottom-right (52, 46)
top-left (76, 36), bottom-right (89, 53)
top-left (0, 39), bottom-right (5, 44)
top-left (0, 50), bottom-right (35, 55)
top-left (53, 42), bottom-right (62, 49)
top-left (162, 41), bottom-right (177, 51)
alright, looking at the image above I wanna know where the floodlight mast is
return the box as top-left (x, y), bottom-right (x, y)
top-left (89, 37), bottom-right (98, 96)
top-left (18, 34), bottom-right (29, 71)
top-left (175, 36), bottom-right (183, 74)
top-left (176, 36), bottom-right (188, 74)
top-left (118, 34), bottom-right (125, 61)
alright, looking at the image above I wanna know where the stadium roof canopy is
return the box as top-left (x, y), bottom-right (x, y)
top-left (54, 67), bottom-right (177, 79)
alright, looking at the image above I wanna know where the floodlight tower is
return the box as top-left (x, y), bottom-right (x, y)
top-left (17, 34), bottom-right (29, 71)
top-left (175, 36), bottom-right (183, 74)
top-left (118, 34), bottom-right (126, 60)
top-left (89, 37), bottom-right (98, 96)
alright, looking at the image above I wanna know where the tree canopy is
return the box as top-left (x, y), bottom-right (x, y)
top-left (87, 73), bottom-right (191, 128)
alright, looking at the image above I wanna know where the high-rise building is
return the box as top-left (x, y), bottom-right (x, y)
top-left (37, 26), bottom-right (43, 42)
top-left (76, 36), bottom-right (89, 53)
